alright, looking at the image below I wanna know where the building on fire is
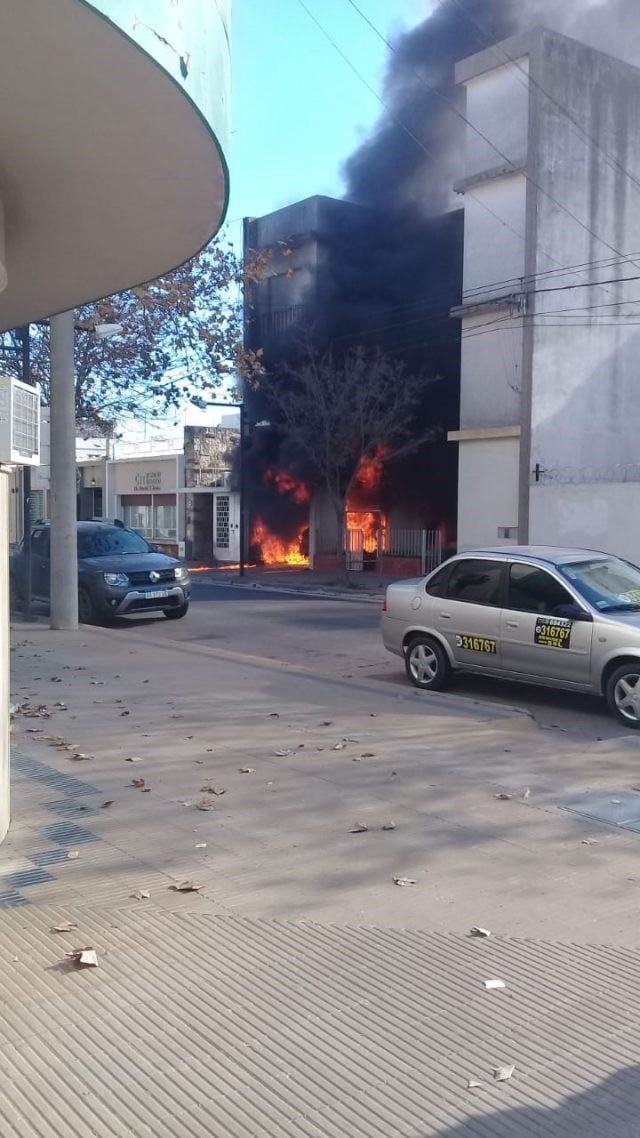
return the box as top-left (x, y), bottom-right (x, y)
top-left (245, 26), bottom-right (640, 571)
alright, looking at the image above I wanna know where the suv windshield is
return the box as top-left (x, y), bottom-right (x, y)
top-left (77, 529), bottom-right (150, 558)
top-left (560, 557), bottom-right (640, 612)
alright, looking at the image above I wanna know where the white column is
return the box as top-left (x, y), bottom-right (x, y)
top-left (50, 311), bottom-right (78, 630)
top-left (0, 468), bottom-right (9, 841)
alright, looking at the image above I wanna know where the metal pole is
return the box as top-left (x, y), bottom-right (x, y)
top-left (239, 405), bottom-right (246, 579)
top-left (19, 327), bottom-right (34, 620)
top-left (49, 312), bottom-right (78, 629)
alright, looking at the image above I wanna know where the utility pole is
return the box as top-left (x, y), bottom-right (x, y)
top-left (49, 311), bottom-right (78, 629)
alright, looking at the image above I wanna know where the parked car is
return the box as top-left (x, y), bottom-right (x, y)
top-left (10, 520), bottom-right (191, 623)
top-left (381, 545), bottom-right (640, 726)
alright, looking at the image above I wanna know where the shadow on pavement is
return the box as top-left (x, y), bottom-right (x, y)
top-left (431, 1065), bottom-right (640, 1137)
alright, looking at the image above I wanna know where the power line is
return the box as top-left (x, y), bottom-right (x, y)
top-left (445, 0), bottom-right (640, 197)
top-left (295, 0), bottom-right (535, 254)
top-left (344, 0), bottom-right (640, 275)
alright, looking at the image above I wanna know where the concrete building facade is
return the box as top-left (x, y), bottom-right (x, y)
top-left (452, 28), bottom-right (640, 561)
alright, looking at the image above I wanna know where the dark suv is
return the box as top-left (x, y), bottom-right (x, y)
top-left (10, 520), bottom-right (191, 623)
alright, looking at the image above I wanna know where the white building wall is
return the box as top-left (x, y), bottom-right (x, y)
top-left (456, 434), bottom-right (520, 551)
top-left (461, 175), bottom-right (527, 299)
top-left (463, 58), bottom-right (530, 182)
top-left (528, 32), bottom-right (640, 554)
top-left (530, 483), bottom-right (640, 564)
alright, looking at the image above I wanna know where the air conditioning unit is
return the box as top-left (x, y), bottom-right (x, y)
top-left (0, 376), bottom-right (40, 466)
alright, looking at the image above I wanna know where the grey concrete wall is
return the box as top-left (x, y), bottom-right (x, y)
top-left (529, 32), bottom-right (640, 494)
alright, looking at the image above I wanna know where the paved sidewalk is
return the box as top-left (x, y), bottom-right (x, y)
top-left (4, 620), bottom-right (640, 1135)
top-left (190, 564), bottom-right (389, 601)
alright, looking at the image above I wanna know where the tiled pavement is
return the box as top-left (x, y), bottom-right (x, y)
top-left (5, 622), bottom-right (640, 1135)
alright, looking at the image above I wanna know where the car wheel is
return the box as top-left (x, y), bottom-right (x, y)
top-left (9, 575), bottom-right (23, 612)
top-left (606, 663), bottom-right (640, 727)
top-left (405, 636), bottom-right (450, 691)
top-left (78, 587), bottom-right (97, 624)
top-left (163, 603), bottom-right (189, 620)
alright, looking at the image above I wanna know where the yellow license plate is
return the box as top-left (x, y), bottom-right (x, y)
top-left (455, 635), bottom-right (497, 654)
top-left (534, 618), bottom-right (572, 649)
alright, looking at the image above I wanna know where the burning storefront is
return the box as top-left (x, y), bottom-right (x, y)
top-left (243, 196), bottom-right (463, 573)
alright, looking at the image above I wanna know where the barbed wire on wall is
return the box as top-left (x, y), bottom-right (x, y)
top-left (533, 463), bottom-right (640, 486)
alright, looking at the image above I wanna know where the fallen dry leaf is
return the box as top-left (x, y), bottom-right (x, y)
top-left (120, 711), bottom-right (130, 717)
top-left (130, 778), bottom-right (145, 789)
top-left (65, 947), bottom-right (98, 967)
top-left (200, 785), bottom-right (226, 796)
top-left (492, 1065), bottom-right (515, 1083)
top-left (274, 750), bottom-right (292, 757)
top-left (382, 821), bottom-right (397, 831)
top-left (195, 843), bottom-right (207, 849)
top-left (69, 753), bottom-right (91, 761)
top-left (467, 1079), bottom-right (483, 1090)
top-left (268, 712), bottom-right (280, 719)
top-left (51, 922), bottom-right (77, 933)
top-left (90, 680), bottom-right (105, 686)
top-left (131, 890), bottom-right (150, 900)
top-left (196, 799), bottom-right (215, 811)
top-left (582, 838), bottom-right (599, 845)
top-left (348, 823), bottom-right (368, 833)
top-left (170, 881), bottom-right (202, 893)
top-left (393, 876), bottom-right (416, 887)
top-left (470, 927), bottom-right (491, 938)
top-left (332, 743), bottom-right (346, 751)
top-left (361, 752), bottom-right (376, 758)
top-left (67, 851), bottom-right (80, 860)
top-left (494, 793), bottom-right (513, 801)
top-left (126, 756), bottom-right (144, 763)
top-left (483, 979), bottom-right (506, 991)
top-left (239, 767), bottom-right (256, 774)
top-left (101, 800), bottom-right (114, 809)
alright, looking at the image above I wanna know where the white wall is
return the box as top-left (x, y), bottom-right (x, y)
top-left (530, 33), bottom-right (640, 492)
top-left (530, 482), bottom-right (640, 564)
top-left (459, 311), bottom-right (523, 429)
top-left (457, 436), bottom-right (520, 551)
top-left (464, 58), bottom-right (530, 182)
top-left (461, 174), bottom-right (527, 299)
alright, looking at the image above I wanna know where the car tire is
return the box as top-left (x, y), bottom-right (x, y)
top-left (163, 603), bottom-right (189, 620)
top-left (405, 635), bottom-right (450, 691)
top-left (605, 662), bottom-right (640, 728)
top-left (78, 587), bottom-right (98, 625)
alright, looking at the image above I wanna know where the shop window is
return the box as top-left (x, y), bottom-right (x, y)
top-left (120, 493), bottom-right (176, 540)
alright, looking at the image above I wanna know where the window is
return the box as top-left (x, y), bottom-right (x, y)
top-left (425, 564), bottom-right (450, 597)
top-left (31, 528), bottom-right (49, 558)
top-left (121, 494), bottom-right (176, 540)
top-left (153, 504), bottom-right (177, 540)
top-left (560, 557), bottom-right (640, 613)
top-left (507, 563), bottom-right (575, 616)
top-left (78, 529), bottom-right (150, 557)
top-left (445, 559), bottom-right (503, 606)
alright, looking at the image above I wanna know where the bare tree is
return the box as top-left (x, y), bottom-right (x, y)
top-left (1, 237), bottom-right (246, 433)
top-left (251, 343), bottom-right (437, 564)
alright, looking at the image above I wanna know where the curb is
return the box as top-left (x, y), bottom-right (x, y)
top-left (192, 576), bottom-right (384, 604)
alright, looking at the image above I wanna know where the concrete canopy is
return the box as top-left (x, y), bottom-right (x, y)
top-left (0, 0), bottom-right (230, 331)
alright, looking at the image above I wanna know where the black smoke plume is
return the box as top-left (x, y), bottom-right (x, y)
top-left (345, 0), bottom-right (636, 217)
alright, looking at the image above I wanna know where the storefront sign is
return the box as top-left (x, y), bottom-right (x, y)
top-left (134, 470), bottom-right (162, 492)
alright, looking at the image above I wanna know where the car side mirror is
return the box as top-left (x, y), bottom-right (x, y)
top-left (555, 603), bottom-right (592, 622)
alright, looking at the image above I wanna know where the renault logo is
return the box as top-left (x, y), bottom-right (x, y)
top-left (150, 571), bottom-right (160, 583)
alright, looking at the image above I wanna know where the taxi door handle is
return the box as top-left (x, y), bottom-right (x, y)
top-left (439, 612), bottom-right (451, 620)
top-left (505, 620), bottom-right (519, 628)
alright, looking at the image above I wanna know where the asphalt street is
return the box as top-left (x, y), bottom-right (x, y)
top-left (113, 580), bottom-right (633, 742)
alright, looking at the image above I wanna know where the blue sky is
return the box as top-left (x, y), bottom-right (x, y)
top-left (118, 1), bottom-right (429, 444)
top-left (228, 0), bottom-right (428, 229)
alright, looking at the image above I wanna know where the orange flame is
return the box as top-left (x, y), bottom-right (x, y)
top-left (346, 511), bottom-right (383, 554)
top-left (251, 518), bottom-right (308, 565)
top-left (264, 467), bottom-right (310, 505)
top-left (352, 448), bottom-right (389, 494)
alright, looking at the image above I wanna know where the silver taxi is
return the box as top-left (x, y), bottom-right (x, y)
top-left (381, 546), bottom-right (640, 726)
